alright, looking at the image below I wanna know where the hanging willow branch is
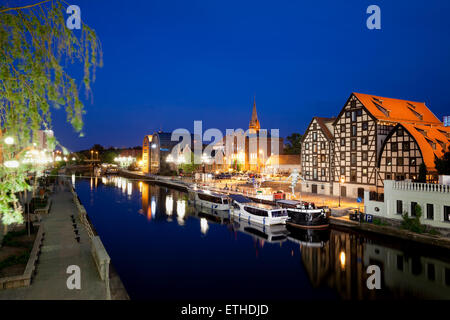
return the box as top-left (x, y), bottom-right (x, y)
top-left (0, 0), bottom-right (103, 224)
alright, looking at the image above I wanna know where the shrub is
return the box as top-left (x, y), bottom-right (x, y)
top-left (401, 204), bottom-right (426, 233)
top-left (373, 218), bottom-right (388, 226)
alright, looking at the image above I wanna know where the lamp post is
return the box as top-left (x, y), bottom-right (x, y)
top-left (339, 176), bottom-right (345, 207)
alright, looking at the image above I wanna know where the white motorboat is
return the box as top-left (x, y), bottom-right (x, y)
top-left (191, 189), bottom-right (230, 211)
top-left (229, 194), bottom-right (288, 226)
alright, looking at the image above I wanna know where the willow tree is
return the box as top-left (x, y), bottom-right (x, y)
top-left (0, 1), bottom-right (102, 224)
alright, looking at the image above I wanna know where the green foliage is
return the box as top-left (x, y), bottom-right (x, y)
top-left (418, 163), bottom-right (427, 183)
top-left (401, 204), bottom-right (426, 233)
top-left (0, 1), bottom-right (102, 224)
top-left (372, 218), bottom-right (388, 226)
top-left (232, 160), bottom-right (242, 172)
top-left (427, 228), bottom-right (440, 236)
top-left (435, 146), bottom-right (450, 175)
top-left (284, 133), bottom-right (302, 155)
top-left (101, 150), bottom-right (118, 164)
top-left (179, 152), bottom-right (200, 174)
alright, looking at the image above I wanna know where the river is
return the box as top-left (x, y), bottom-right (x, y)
top-left (74, 175), bottom-right (450, 300)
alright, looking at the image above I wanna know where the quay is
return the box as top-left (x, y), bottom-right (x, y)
top-left (0, 179), bottom-right (129, 300)
top-left (117, 169), bottom-right (450, 251)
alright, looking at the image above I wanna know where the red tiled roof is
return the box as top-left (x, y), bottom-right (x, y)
top-left (401, 123), bottom-right (450, 171)
top-left (353, 93), bottom-right (442, 125)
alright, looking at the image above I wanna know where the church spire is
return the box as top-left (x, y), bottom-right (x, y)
top-left (249, 95), bottom-right (260, 132)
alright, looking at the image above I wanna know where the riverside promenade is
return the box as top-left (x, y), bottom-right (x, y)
top-left (0, 182), bottom-right (127, 300)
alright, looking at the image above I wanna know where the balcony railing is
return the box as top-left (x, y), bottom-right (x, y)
top-left (392, 181), bottom-right (450, 193)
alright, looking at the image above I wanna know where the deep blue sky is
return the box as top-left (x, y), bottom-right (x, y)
top-left (15, 0), bottom-right (450, 151)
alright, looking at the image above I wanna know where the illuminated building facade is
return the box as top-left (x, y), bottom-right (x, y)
top-left (215, 98), bottom-right (284, 173)
top-left (301, 93), bottom-right (450, 198)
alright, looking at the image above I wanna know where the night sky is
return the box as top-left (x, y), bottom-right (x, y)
top-left (12, 0), bottom-right (450, 151)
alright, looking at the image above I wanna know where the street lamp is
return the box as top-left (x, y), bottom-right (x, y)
top-left (4, 160), bottom-right (19, 168)
top-left (4, 136), bottom-right (14, 145)
top-left (339, 176), bottom-right (345, 207)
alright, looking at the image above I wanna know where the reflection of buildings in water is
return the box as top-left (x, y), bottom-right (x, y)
top-left (364, 244), bottom-right (450, 299)
top-left (300, 230), bottom-right (374, 300)
top-left (141, 182), bottom-right (149, 219)
top-left (300, 229), bottom-right (450, 299)
top-left (165, 195), bottom-right (173, 216)
top-left (176, 199), bottom-right (186, 225)
top-left (200, 218), bottom-right (209, 235)
top-left (151, 196), bottom-right (156, 220)
top-left (127, 182), bottom-right (132, 196)
top-left (140, 182), bottom-right (188, 222)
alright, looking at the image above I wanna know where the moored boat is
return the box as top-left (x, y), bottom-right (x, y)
top-left (276, 200), bottom-right (329, 229)
top-left (191, 189), bottom-right (230, 211)
top-left (229, 194), bottom-right (289, 226)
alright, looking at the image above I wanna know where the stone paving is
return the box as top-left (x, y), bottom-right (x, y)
top-left (0, 184), bottom-right (108, 300)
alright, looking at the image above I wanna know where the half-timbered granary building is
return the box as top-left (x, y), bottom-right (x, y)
top-left (301, 92), bottom-right (450, 199)
top-left (300, 117), bottom-right (335, 195)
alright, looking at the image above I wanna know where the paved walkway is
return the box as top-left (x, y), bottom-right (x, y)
top-left (0, 184), bottom-right (107, 300)
top-left (208, 180), bottom-right (361, 209)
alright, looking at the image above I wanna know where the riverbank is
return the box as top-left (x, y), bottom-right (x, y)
top-left (115, 169), bottom-right (450, 251)
top-left (0, 180), bottom-right (129, 300)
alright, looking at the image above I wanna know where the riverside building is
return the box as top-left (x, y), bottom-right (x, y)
top-left (301, 93), bottom-right (450, 199)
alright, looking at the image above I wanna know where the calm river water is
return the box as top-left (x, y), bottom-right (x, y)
top-left (75, 176), bottom-right (450, 300)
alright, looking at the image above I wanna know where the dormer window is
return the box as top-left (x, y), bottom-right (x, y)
top-left (408, 107), bottom-right (423, 121)
top-left (373, 97), bottom-right (383, 104)
top-left (373, 102), bottom-right (390, 117)
top-left (415, 127), bottom-right (427, 136)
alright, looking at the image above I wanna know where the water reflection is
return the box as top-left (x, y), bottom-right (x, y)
top-left (200, 218), bottom-right (209, 235)
top-left (165, 195), bottom-right (173, 216)
top-left (77, 175), bottom-right (450, 300)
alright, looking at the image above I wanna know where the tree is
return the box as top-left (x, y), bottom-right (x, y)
top-left (101, 150), bottom-right (118, 164)
top-left (0, 1), bottom-right (102, 224)
top-left (179, 152), bottom-right (200, 174)
top-left (92, 144), bottom-right (105, 152)
top-left (284, 133), bottom-right (302, 155)
top-left (418, 163), bottom-right (427, 183)
top-left (435, 146), bottom-right (450, 175)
